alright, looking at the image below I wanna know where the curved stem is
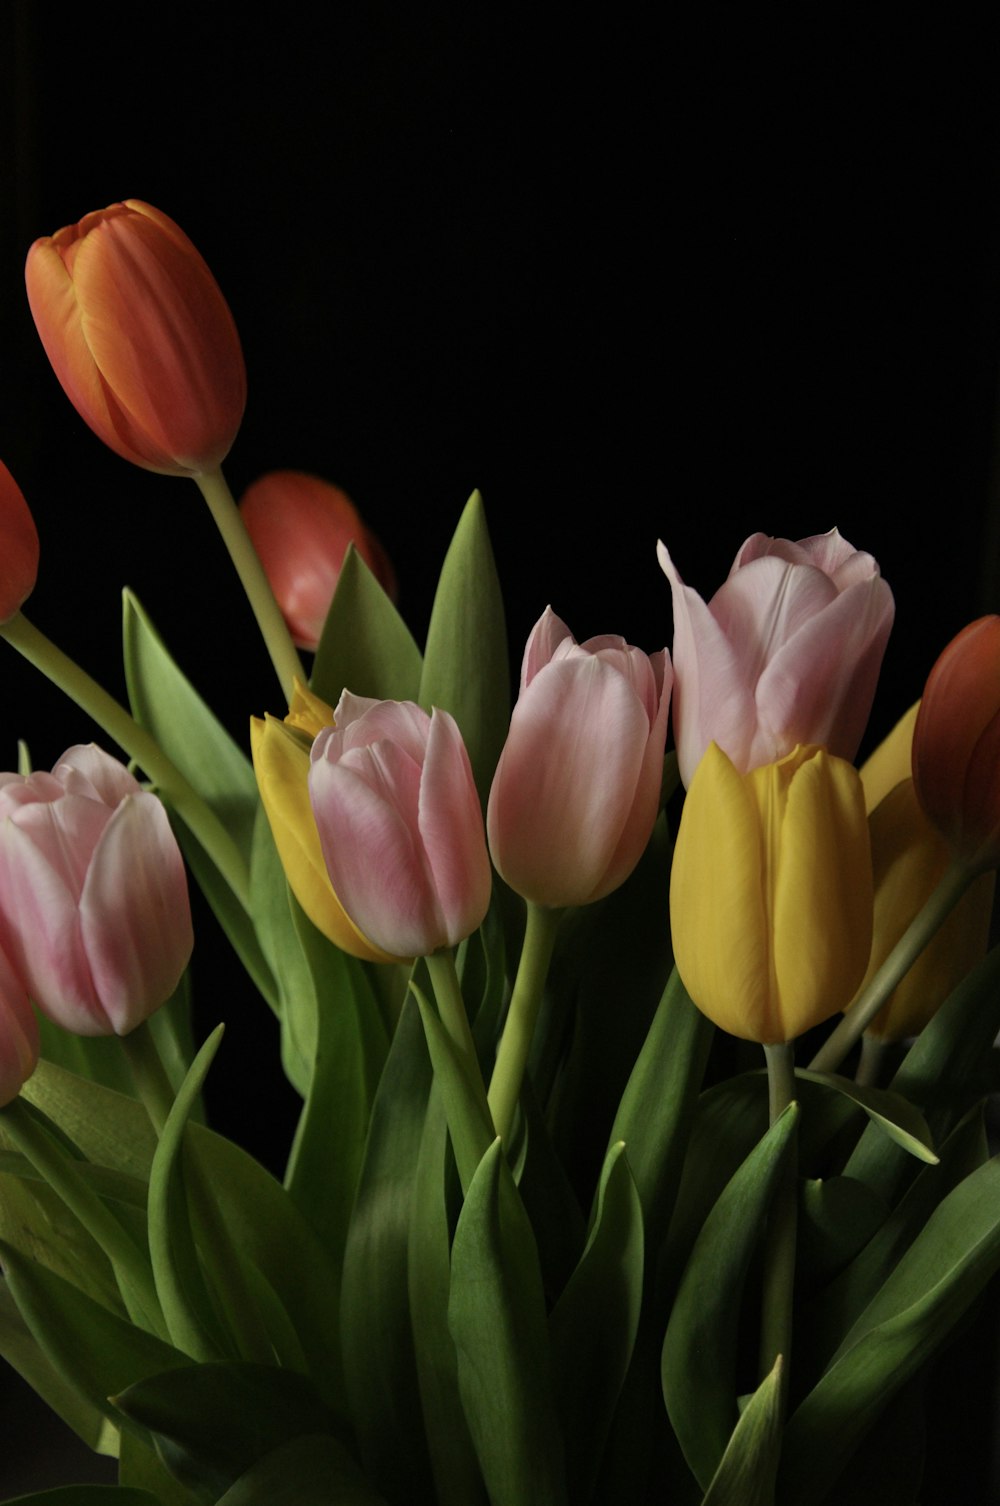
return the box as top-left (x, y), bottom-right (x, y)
top-left (0, 611), bottom-right (250, 911)
top-left (487, 902), bottom-right (563, 1143)
top-left (854, 1033), bottom-right (887, 1089)
top-left (809, 858), bottom-right (974, 1073)
top-left (194, 466), bottom-right (305, 702)
top-left (424, 950), bottom-right (491, 1124)
top-left (759, 1041), bottom-right (797, 1412)
top-left (120, 1020), bottom-right (176, 1136)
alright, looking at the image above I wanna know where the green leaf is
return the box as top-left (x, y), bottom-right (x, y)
top-left (448, 1140), bottom-right (567, 1506)
top-left (283, 900), bottom-right (389, 1272)
top-left (112, 1362), bottom-right (337, 1500)
top-left (311, 546), bottom-right (422, 708)
top-left (796, 1176), bottom-right (888, 1291)
top-left (794, 1069), bottom-right (937, 1164)
top-left (0, 1489), bottom-right (161, 1505)
top-left (118, 1425), bottom-right (199, 1506)
top-left (214, 1433), bottom-right (390, 1505)
top-left (662, 1103), bottom-right (799, 1492)
top-left (0, 1280), bottom-right (117, 1456)
top-left (418, 491), bottom-right (509, 807)
top-left (122, 589), bottom-right (274, 1009)
top-left (340, 990), bottom-right (439, 1505)
top-left (702, 1356), bottom-right (784, 1506)
top-left (0, 1241), bottom-right (188, 1434)
top-left (780, 1154), bottom-right (1000, 1504)
top-left (549, 1141), bottom-right (644, 1504)
top-left (248, 810), bottom-right (316, 1096)
top-left (412, 983), bottom-right (494, 1195)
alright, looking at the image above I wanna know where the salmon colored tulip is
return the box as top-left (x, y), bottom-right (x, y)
top-left (487, 608), bottom-right (671, 907)
top-left (659, 529), bottom-right (894, 786)
top-left (0, 946), bottom-right (38, 1107)
top-left (669, 742), bottom-right (873, 1043)
top-left (251, 684), bottom-right (397, 962)
top-left (25, 200), bottom-right (245, 476)
top-left (912, 616), bottom-right (1000, 872)
top-left (239, 471), bottom-right (397, 650)
top-left (309, 693), bottom-right (492, 958)
top-left (0, 745), bottom-right (193, 1036)
top-left (0, 461), bottom-right (39, 623)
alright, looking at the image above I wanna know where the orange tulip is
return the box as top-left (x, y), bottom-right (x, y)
top-left (239, 471), bottom-right (397, 649)
top-left (912, 616), bottom-right (1000, 871)
top-left (25, 200), bottom-right (245, 476)
top-left (0, 461), bottom-right (39, 623)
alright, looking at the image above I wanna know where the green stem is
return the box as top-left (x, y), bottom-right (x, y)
top-left (854, 1033), bottom-right (887, 1090)
top-left (425, 950), bottom-right (493, 1130)
top-left (487, 902), bottom-right (563, 1144)
top-left (194, 466), bottom-right (305, 702)
top-left (759, 1041), bottom-right (797, 1410)
top-left (120, 1021), bottom-right (177, 1136)
top-left (0, 611), bottom-right (251, 912)
top-left (809, 858), bottom-right (974, 1073)
top-left (0, 1096), bottom-right (163, 1335)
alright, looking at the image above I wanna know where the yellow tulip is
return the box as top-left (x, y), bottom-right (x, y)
top-left (857, 705), bottom-right (995, 1042)
top-left (669, 742), bottom-right (873, 1043)
top-left (250, 684), bottom-right (397, 963)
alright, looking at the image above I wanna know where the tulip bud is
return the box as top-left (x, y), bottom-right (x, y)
top-left (0, 745), bottom-right (193, 1035)
top-left (239, 471), bottom-right (397, 650)
top-left (309, 693), bottom-right (492, 958)
top-left (912, 616), bottom-right (1000, 872)
top-left (251, 683), bottom-right (395, 962)
top-left (669, 742), bottom-right (873, 1043)
top-left (659, 529), bottom-right (894, 786)
top-left (0, 946), bottom-right (38, 1107)
top-left (487, 608), bottom-right (672, 907)
top-left (0, 461), bottom-right (39, 624)
top-left (25, 200), bottom-right (245, 476)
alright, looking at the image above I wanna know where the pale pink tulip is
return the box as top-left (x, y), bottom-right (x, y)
top-left (658, 529), bottom-right (894, 787)
top-left (0, 745), bottom-right (193, 1035)
top-left (309, 694), bottom-right (491, 957)
top-left (0, 946), bottom-right (38, 1106)
top-left (487, 608), bottom-right (672, 907)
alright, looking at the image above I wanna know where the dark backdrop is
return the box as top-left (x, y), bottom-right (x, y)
top-left (2, 6), bottom-right (1000, 1498)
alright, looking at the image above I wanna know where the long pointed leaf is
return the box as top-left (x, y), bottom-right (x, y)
top-left (311, 546), bottom-right (422, 708)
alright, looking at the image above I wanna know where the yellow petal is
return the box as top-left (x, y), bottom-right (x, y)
top-left (670, 742), bottom-right (772, 1040)
top-left (285, 678), bottom-right (335, 740)
top-left (859, 701), bottom-right (920, 814)
top-left (250, 715), bottom-right (396, 962)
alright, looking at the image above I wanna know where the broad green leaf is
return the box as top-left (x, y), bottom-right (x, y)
top-left (662, 1103), bottom-right (799, 1492)
top-left (34, 980), bottom-right (197, 1107)
top-left (248, 810), bottom-right (315, 1096)
top-left (780, 1154), bottom-right (1000, 1504)
top-left (18, 1061), bottom-right (156, 1183)
top-left (122, 590), bottom-right (274, 1008)
top-left (311, 546), bottom-right (422, 708)
top-left (448, 1140), bottom-right (567, 1506)
top-left (284, 899), bottom-right (389, 1272)
top-left (340, 990), bottom-right (439, 1506)
top-left (147, 1028), bottom-right (231, 1362)
top-left (214, 1433), bottom-right (389, 1505)
top-left (418, 491), bottom-right (509, 807)
top-left (549, 1141), bottom-right (644, 1504)
top-left (794, 1069), bottom-right (937, 1164)
top-left (0, 1242), bottom-right (188, 1434)
top-left (797, 1176), bottom-right (888, 1291)
top-left (702, 1356), bottom-right (783, 1506)
top-left (113, 1362), bottom-right (337, 1500)
top-left (0, 1280), bottom-right (117, 1456)
top-left (412, 985), bottom-right (494, 1195)
top-left (118, 1425), bottom-right (199, 1506)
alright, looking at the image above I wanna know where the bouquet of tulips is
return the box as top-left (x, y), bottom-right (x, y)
top-left (0, 200), bottom-right (998, 1506)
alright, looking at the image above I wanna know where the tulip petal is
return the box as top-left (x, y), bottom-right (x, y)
top-left (52, 743), bottom-right (144, 807)
top-left (79, 794), bottom-right (193, 1033)
top-left (711, 557), bottom-right (839, 693)
top-left (521, 606), bottom-right (575, 690)
top-left (418, 710), bottom-right (492, 946)
top-left (860, 702), bottom-right (920, 813)
top-left (913, 616), bottom-right (1000, 855)
top-left (0, 461), bottom-right (39, 624)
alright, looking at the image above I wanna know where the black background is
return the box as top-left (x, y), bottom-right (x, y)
top-left (2, 5), bottom-right (1000, 1498)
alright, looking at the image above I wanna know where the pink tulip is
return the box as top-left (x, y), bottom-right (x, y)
top-left (0, 460), bottom-right (39, 624)
top-left (487, 608), bottom-right (672, 907)
top-left (239, 470), bottom-right (397, 650)
top-left (25, 200), bottom-right (245, 476)
top-left (0, 947), bottom-right (38, 1107)
top-left (0, 745), bottom-right (193, 1036)
top-left (309, 694), bottom-right (492, 957)
top-left (659, 529), bottom-right (894, 787)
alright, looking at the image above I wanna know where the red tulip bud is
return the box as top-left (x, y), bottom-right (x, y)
top-left (0, 461), bottom-right (39, 623)
top-left (25, 200), bottom-right (245, 476)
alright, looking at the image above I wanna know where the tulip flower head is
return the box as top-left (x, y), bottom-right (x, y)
top-left (0, 461), bottom-right (39, 623)
top-left (309, 693), bottom-right (492, 958)
top-left (0, 745), bottom-right (193, 1035)
top-left (251, 682), bottom-right (396, 962)
top-left (0, 945), bottom-right (38, 1107)
top-left (239, 471), bottom-right (396, 650)
top-left (26, 200), bottom-right (245, 476)
top-left (912, 616), bottom-right (1000, 872)
top-left (659, 529), bottom-right (894, 787)
top-left (487, 608), bottom-right (672, 908)
top-left (669, 742), bottom-right (873, 1043)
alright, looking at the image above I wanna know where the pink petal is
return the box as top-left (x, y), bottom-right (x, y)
top-left (710, 557), bottom-right (839, 690)
top-left (521, 606), bottom-right (574, 690)
top-left (417, 710), bottom-right (491, 945)
top-left (52, 743), bottom-right (143, 806)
